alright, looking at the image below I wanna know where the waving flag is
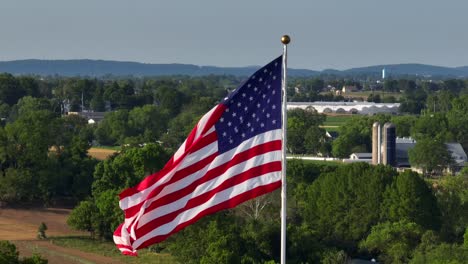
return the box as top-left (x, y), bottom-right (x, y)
top-left (114, 56), bottom-right (283, 255)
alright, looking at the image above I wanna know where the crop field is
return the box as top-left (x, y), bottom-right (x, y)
top-left (322, 115), bottom-right (353, 129)
top-left (88, 147), bottom-right (118, 160)
top-left (0, 208), bottom-right (175, 264)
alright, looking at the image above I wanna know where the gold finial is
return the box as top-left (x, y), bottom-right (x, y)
top-left (281, 35), bottom-right (290, 45)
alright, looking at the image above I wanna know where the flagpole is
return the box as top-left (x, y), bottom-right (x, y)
top-left (280, 34), bottom-right (290, 264)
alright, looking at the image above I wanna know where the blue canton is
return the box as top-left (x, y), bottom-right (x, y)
top-left (215, 56), bottom-right (282, 153)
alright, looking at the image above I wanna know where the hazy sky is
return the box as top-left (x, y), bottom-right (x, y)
top-left (1, 0), bottom-right (467, 70)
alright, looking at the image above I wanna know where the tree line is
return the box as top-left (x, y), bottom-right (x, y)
top-left (0, 73), bottom-right (466, 263)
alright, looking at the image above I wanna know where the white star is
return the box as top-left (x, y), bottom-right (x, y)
top-left (272, 120), bottom-right (277, 124)
top-left (249, 96), bottom-right (253, 101)
top-left (267, 99), bottom-right (271, 103)
top-left (257, 103), bottom-right (261, 108)
top-left (262, 94), bottom-right (266, 98)
top-left (270, 71), bottom-right (272, 75)
top-left (252, 75), bottom-right (256, 79)
top-left (275, 62), bottom-right (278, 66)
top-left (224, 97), bottom-right (228, 100)
top-left (251, 128), bottom-right (254, 132)
top-left (264, 69), bottom-right (268, 73)
top-left (234, 127), bottom-right (239, 133)
top-left (259, 77), bottom-right (263, 82)
top-left (222, 132), bottom-right (227, 137)
top-left (242, 93), bottom-right (246, 97)
top-left (252, 113), bottom-right (256, 118)
top-left (237, 102), bottom-right (241, 107)
top-left (273, 76), bottom-right (276, 80)
top-left (229, 139), bottom-right (234, 144)
top-left (220, 117), bottom-right (224, 122)
top-left (244, 106), bottom-right (248, 111)
top-left (260, 123), bottom-right (264, 127)
top-left (262, 108), bottom-right (265, 113)
top-left (272, 90), bottom-right (276, 95)
top-left (248, 84), bottom-right (251, 88)
top-left (266, 113), bottom-right (270, 118)
top-left (232, 112), bottom-right (237, 117)
top-left (267, 85), bottom-right (271, 89)
top-left (272, 105), bottom-right (276, 109)
top-left (256, 118), bottom-right (259, 122)
top-left (241, 133), bottom-right (246, 138)
top-left (254, 87), bottom-right (258, 92)
top-left (225, 108), bottom-right (230, 112)
top-left (228, 121), bottom-right (232, 126)
top-left (247, 122), bottom-right (251, 127)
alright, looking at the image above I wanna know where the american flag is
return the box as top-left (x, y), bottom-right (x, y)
top-left (114, 56), bottom-right (283, 255)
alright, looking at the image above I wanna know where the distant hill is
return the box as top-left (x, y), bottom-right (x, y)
top-left (0, 59), bottom-right (467, 78)
top-left (343, 63), bottom-right (468, 77)
top-left (0, 59), bottom-right (318, 77)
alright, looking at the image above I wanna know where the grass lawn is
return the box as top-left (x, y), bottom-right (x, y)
top-left (50, 236), bottom-right (177, 264)
top-left (323, 115), bottom-right (352, 127)
top-left (321, 126), bottom-right (340, 133)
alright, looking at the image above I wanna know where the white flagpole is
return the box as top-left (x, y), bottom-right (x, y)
top-left (280, 34), bottom-right (290, 264)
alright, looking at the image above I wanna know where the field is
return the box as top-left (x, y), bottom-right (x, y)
top-left (347, 91), bottom-right (402, 100)
top-left (88, 147), bottom-right (119, 160)
top-left (321, 114), bottom-right (352, 132)
top-left (323, 115), bottom-right (352, 127)
top-left (0, 208), bottom-right (176, 264)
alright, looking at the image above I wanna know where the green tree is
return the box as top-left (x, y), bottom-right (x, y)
top-left (0, 240), bottom-right (19, 264)
top-left (128, 104), bottom-right (170, 143)
top-left (435, 175), bottom-right (468, 242)
top-left (391, 115), bottom-right (417, 137)
top-left (90, 84), bottom-right (106, 111)
top-left (92, 143), bottom-right (169, 196)
top-left (154, 86), bottom-right (185, 116)
top-left (399, 82), bottom-right (426, 114)
top-left (446, 95), bottom-right (468, 150)
top-left (304, 163), bottom-right (395, 250)
top-left (21, 254), bottom-right (48, 264)
top-left (332, 115), bottom-right (390, 158)
top-left (103, 81), bottom-right (135, 110)
top-left (0, 168), bottom-right (34, 203)
top-left (67, 200), bottom-right (100, 238)
top-left (0, 73), bottom-right (25, 105)
top-left (287, 116), bottom-right (307, 154)
top-left (360, 220), bottom-right (424, 264)
top-left (287, 107), bottom-right (326, 155)
top-left (167, 214), bottom-right (242, 264)
top-left (37, 222), bottom-right (48, 239)
top-left (411, 113), bottom-right (449, 141)
top-left (160, 111), bottom-right (200, 151)
top-left (94, 110), bottom-right (129, 145)
top-left (411, 243), bottom-right (468, 264)
top-left (408, 138), bottom-right (452, 175)
top-left (380, 170), bottom-right (441, 230)
top-left (94, 189), bottom-right (123, 238)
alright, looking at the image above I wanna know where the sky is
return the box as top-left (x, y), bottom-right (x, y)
top-left (1, 0), bottom-right (467, 70)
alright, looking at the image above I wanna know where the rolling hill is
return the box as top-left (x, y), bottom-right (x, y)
top-left (0, 59), bottom-right (467, 78)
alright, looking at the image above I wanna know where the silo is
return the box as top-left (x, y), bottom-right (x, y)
top-left (372, 122), bottom-right (380, 165)
top-left (382, 123), bottom-right (396, 166)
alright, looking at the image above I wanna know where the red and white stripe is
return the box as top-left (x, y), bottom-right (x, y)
top-left (114, 104), bottom-right (282, 254)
